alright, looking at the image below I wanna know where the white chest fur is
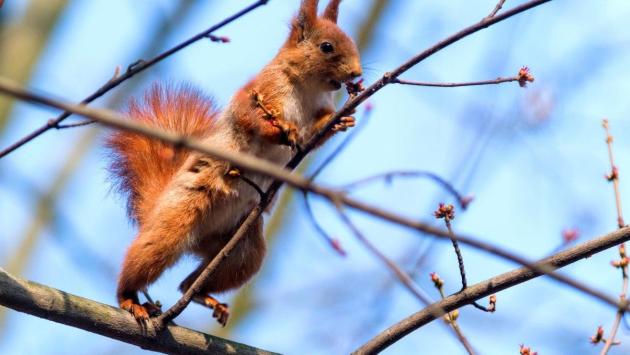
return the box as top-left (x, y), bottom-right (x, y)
top-left (171, 87), bottom-right (334, 250)
top-left (283, 87), bottom-right (334, 137)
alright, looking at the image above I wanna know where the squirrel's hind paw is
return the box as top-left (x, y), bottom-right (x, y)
top-left (120, 299), bottom-right (161, 322)
top-left (193, 295), bottom-right (230, 327)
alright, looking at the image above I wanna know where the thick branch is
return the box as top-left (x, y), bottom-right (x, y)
top-left (0, 268), bottom-right (277, 355)
top-left (352, 227), bottom-right (630, 355)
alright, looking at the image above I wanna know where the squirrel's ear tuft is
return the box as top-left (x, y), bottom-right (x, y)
top-left (322, 0), bottom-right (341, 23)
top-left (292, 0), bottom-right (319, 42)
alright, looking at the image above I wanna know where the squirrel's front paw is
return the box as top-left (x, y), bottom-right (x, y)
top-left (332, 116), bottom-right (356, 132)
top-left (274, 120), bottom-right (299, 149)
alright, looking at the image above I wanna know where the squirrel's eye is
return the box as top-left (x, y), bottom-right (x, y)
top-left (320, 42), bottom-right (334, 53)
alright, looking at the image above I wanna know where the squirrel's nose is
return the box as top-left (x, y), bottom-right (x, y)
top-left (348, 58), bottom-right (362, 79)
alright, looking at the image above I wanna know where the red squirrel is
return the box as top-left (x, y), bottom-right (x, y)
top-left (107, 0), bottom-right (361, 326)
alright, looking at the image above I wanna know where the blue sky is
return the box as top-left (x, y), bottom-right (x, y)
top-left (2, 1), bottom-right (630, 354)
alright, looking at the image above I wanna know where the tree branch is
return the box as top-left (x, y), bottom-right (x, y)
top-left (0, 268), bottom-right (277, 355)
top-left (600, 119), bottom-right (627, 354)
top-left (486, 0), bottom-right (508, 19)
top-left (340, 171), bottom-right (471, 209)
top-left (392, 76), bottom-right (519, 88)
top-left (352, 227), bottom-right (630, 355)
top-left (0, 76), bottom-right (624, 320)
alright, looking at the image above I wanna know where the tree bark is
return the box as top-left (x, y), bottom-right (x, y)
top-left (0, 268), bottom-right (278, 355)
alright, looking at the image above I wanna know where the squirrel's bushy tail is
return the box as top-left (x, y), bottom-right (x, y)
top-left (107, 83), bottom-right (219, 224)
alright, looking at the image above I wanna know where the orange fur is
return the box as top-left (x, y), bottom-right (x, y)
top-left (107, 84), bottom-right (218, 225)
top-left (108, 0), bottom-right (362, 325)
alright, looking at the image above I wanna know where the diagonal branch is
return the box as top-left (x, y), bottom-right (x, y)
top-left (352, 227), bottom-right (630, 355)
top-left (0, 268), bottom-right (277, 355)
top-left (0, 75), bottom-right (625, 321)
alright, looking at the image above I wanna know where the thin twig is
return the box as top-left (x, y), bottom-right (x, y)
top-left (486, 0), bottom-right (508, 19)
top-left (437, 206), bottom-right (469, 289)
top-left (450, 322), bottom-right (475, 355)
top-left (393, 76), bottom-right (518, 88)
top-left (156, 207), bottom-right (264, 327)
top-left (0, 0), bottom-right (268, 159)
top-left (601, 285), bottom-right (626, 355)
top-left (447, 220), bottom-right (468, 288)
top-left (342, 171), bottom-right (472, 209)
top-left (603, 119), bottom-right (625, 229)
top-left (430, 273), bottom-right (476, 355)
top-left (56, 120), bottom-right (96, 129)
top-left (435, 204), bottom-right (493, 312)
top-left (237, 172), bottom-right (266, 199)
top-left (601, 119), bottom-right (628, 354)
top-left (336, 206), bottom-right (432, 304)
top-left (394, 66), bottom-right (534, 89)
top-left (446, 219), bottom-right (493, 312)
top-left (303, 192), bottom-right (346, 256)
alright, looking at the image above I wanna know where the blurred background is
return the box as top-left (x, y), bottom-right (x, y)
top-left (1, 0), bottom-right (630, 354)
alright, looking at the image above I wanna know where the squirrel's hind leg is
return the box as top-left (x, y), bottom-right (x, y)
top-left (117, 226), bottom-right (188, 321)
top-left (178, 216), bottom-right (266, 326)
top-left (193, 295), bottom-right (230, 327)
top-left (117, 171), bottom-right (218, 321)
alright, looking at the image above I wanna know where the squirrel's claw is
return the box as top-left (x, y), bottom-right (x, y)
top-left (212, 303), bottom-right (230, 327)
top-left (227, 168), bottom-right (241, 177)
top-left (121, 299), bottom-right (150, 322)
top-left (142, 301), bottom-right (162, 317)
top-left (120, 298), bottom-right (162, 323)
top-left (193, 295), bottom-right (230, 327)
top-left (332, 116), bottom-right (356, 132)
